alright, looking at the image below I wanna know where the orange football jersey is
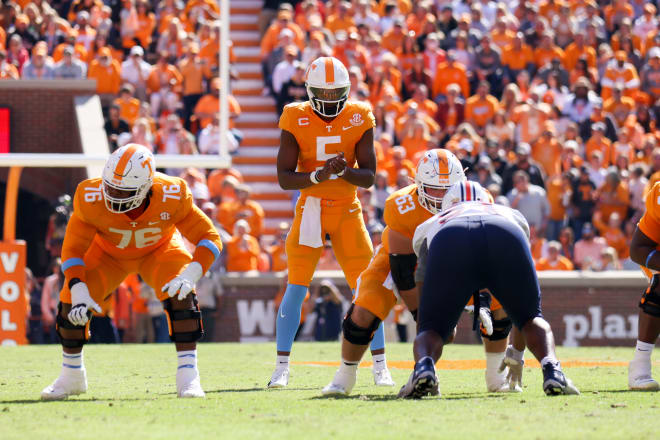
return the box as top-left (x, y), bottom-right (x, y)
top-left (382, 184), bottom-right (433, 252)
top-left (639, 181), bottom-right (660, 245)
top-left (61, 173), bottom-right (222, 283)
top-left (278, 100), bottom-right (375, 200)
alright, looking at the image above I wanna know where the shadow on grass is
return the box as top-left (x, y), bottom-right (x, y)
top-left (308, 391), bottom-right (505, 402)
top-left (204, 386), bottom-right (320, 395)
top-left (1, 396), bottom-right (158, 404)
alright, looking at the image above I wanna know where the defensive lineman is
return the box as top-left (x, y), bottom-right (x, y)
top-left (399, 181), bottom-right (579, 398)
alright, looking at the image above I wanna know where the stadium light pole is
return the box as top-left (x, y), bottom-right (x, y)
top-left (219, 0), bottom-right (229, 158)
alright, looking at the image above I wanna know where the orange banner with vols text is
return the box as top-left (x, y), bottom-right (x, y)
top-left (0, 241), bottom-right (27, 345)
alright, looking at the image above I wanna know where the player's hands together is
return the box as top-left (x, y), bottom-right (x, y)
top-left (68, 282), bottom-right (102, 326)
top-left (498, 345), bottom-right (524, 391)
top-left (162, 262), bottom-right (203, 300)
top-left (317, 152), bottom-right (346, 181)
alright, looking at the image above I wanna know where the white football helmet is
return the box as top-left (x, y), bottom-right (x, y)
top-left (441, 180), bottom-right (493, 212)
top-left (415, 149), bottom-right (466, 214)
top-left (305, 56), bottom-right (351, 118)
top-left (102, 144), bottom-right (155, 213)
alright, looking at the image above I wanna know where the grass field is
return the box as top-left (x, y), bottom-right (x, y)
top-left (1, 343), bottom-right (659, 440)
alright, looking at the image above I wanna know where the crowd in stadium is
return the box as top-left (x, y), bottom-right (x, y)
top-left (6, 0), bottom-right (660, 341)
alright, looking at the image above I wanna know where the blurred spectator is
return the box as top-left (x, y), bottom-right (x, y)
top-left (22, 44), bottom-right (54, 79)
top-left (217, 184), bottom-right (265, 238)
top-left (40, 258), bottom-right (63, 343)
top-left (113, 83), bottom-right (141, 127)
top-left (470, 156), bottom-right (501, 189)
top-left (594, 168), bottom-right (629, 224)
top-left (147, 51), bottom-right (182, 117)
top-left (598, 246), bottom-right (622, 271)
top-left (593, 211), bottom-right (628, 261)
top-left (277, 61), bottom-right (307, 115)
top-left (0, 49), bottom-right (19, 79)
top-left (104, 104), bottom-right (130, 152)
top-left (87, 46), bottom-right (122, 106)
top-left (507, 170), bottom-right (550, 232)
top-left (272, 45), bottom-right (300, 104)
top-left (312, 279), bottom-right (347, 342)
top-left (266, 222), bottom-right (289, 273)
top-left (53, 45), bottom-right (87, 79)
top-left (570, 166), bottom-right (598, 239)
top-left (26, 268), bottom-right (44, 344)
top-left (465, 80), bottom-right (499, 135)
top-left (501, 143), bottom-right (545, 195)
top-left (178, 42), bottom-right (209, 129)
top-left (198, 113), bottom-right (227, 155)
top-left (225, 219), bottom-right (261, 272)
top-left (536, 241), bottom-right (574, 271)
top-left (574, 222), bottom-right (607, 270)
top-left (383, 146), bottom-right (415, 187)
top-left (7, 35), bottom-right (29, 74)
top-left (120, 45), bottom-right (151, 101)
top-left (371, 171), bottom-right (393, 220)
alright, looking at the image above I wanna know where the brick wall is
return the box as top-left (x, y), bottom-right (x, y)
top-left (0, 80), bottom-right (96, 200)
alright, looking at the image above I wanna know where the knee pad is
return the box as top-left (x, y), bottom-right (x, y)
top-left (640, 276), bottom-right (660, 317)
top-left (342, 304), bottom-right (382, 346)
top-left (483, 317), bottom-right (512, 341)
top-left (163, 295), bottom-right (204, 343)
top-left (55, 302), bottom-right (90, 348)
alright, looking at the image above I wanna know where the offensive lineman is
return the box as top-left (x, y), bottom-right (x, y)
top-left (269, 56), bottom-right (393, 388)
top-left (322, 150), bottom-right (521, 395)
top-left (627, 181), bottom-right (660, 390)
top-left (41, 144), bottom-right (222, 399)
top-left (399, 181), bottom-right (579, 398)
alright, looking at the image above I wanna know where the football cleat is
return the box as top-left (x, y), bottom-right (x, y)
top-left (322, 368), bottom-right (357, 396)
top-left (397, 357), bottom-right (439, 399)
top-left (267, 366), bottom-right (289, 389)
top-left (628, 360), bottom-right (660, 391)
top-left (486, 366), bottom-right (520, 393)
top-left (177, 375), bottom-right (205, 398)
top-left (542, 361), bottom-right (580, 396)
top-left (41, 368), bottom-right (88, 401)
top-left (373, 367), bottom-right (395, 387)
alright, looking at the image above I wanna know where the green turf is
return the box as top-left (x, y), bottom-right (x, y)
top-left (1, 343), bottom-right (658, 440)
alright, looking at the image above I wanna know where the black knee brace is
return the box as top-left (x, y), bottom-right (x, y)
top-left (163, 295), bottom-right (204, 343)
top-left (342, 304), bottom-right (381, 346)
top-left (640, 275), bottom-right (660, 317)
top-left (483, 317), bottom-right (513, 341)
top-left (55, 302), bottom-right (90, 348)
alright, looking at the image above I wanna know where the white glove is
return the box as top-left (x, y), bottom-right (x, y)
top-left (67, 282), bottom-right (102, 326)
top-left (464, 305), bottom-right (493, 336)
top-left (162, 262), bottom-right (203, 300)
top-left (499, 345), bottom-right (524, 391)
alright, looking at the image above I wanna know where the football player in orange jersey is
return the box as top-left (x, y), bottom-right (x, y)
top-left (41, 144), bottom-right (223, 400)
top-left (268, 56), bottom-right (391, 388)
top-left (627, 181), bottom-right (660, 391)
top-left (322, 150), bottom-right (523, 396)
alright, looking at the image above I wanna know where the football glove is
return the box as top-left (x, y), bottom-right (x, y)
top-left (499, 345), bottom-right (524, 391)
top-left (68, 282), bottom-right (102, 326)
top-left (464, 305), bottom-right (493, 336)
top-left (162, 262), bottom-right (203, 300)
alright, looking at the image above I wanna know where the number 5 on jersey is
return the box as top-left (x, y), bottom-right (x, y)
top-left (316, 136), bottom-right (341, 180)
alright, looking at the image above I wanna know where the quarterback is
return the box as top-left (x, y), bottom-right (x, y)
top-left (41, 144), bottom-right (223, 400)
top-left (322, 150), bottom-right (520, 395)
top-left (399, 181), bottom-right (579, 398)
top-left (269, 56), bottom-right (392, 388)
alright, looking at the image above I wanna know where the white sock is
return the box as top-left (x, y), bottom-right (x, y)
top-left (541, 355), bottom-right (558, 367)
top-left (485, 351), bottom-right (505, 374)
top-left (177, 350), bottom-right (198, 372)
top-left (632, 340), bottom-right (654, 363)
top-left (339, 358), bottom-right (359, 374)
top-left (508, 345), bottom-right (525, 363)
top-left (372, 353), bottom-right (386, 370)
top-left (62, 351), bottom-right (83, 371)
top-left (276, 355), bottom-right (289, 368)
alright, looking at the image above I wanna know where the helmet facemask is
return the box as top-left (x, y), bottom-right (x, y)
top-left (307, 84), bottom-right (350, 117)
top-left (102, 179), bottom-right (150, 213)
top-left (418, 183), bottom-right (449, 214)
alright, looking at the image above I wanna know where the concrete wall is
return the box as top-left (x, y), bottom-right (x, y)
top-left (217, 271), bottom-right (648, 347)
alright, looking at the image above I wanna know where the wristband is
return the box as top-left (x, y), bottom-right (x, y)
top-left (646, 250), bottom-right (658, 269)
top-left (68, 277), bottom-right (82, 289)
top-left (336, 168), bottom-right (346, 177)
top-left (310, 170), bottom-right (320, 184)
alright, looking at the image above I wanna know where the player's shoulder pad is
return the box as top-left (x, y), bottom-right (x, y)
top-left (385, 184), bottom-right (417, 205)
top-left (152, 172), bottom-right (189, 199)
top-left (281, 101), bottom-right (309, 117)
top-left (73, 177), bottom-right (104, 218)
top-left (344, 100), bottom-right (375, 126)
top-left (412, 214), bottom-right (437, 257)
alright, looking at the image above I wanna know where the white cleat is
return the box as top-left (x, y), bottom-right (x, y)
top-left (373, 368), bottom-right (395, 387)
top-left (628, 361), bottom-right (660, 391)
top-left (267, 366), bottom-right (289, 389)
top-left (177, 375), bottom-right (205, 398)
top-left (322, 368), bottom-right (357, 396)
top-left (41, 369), bottom-right (88, 401)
